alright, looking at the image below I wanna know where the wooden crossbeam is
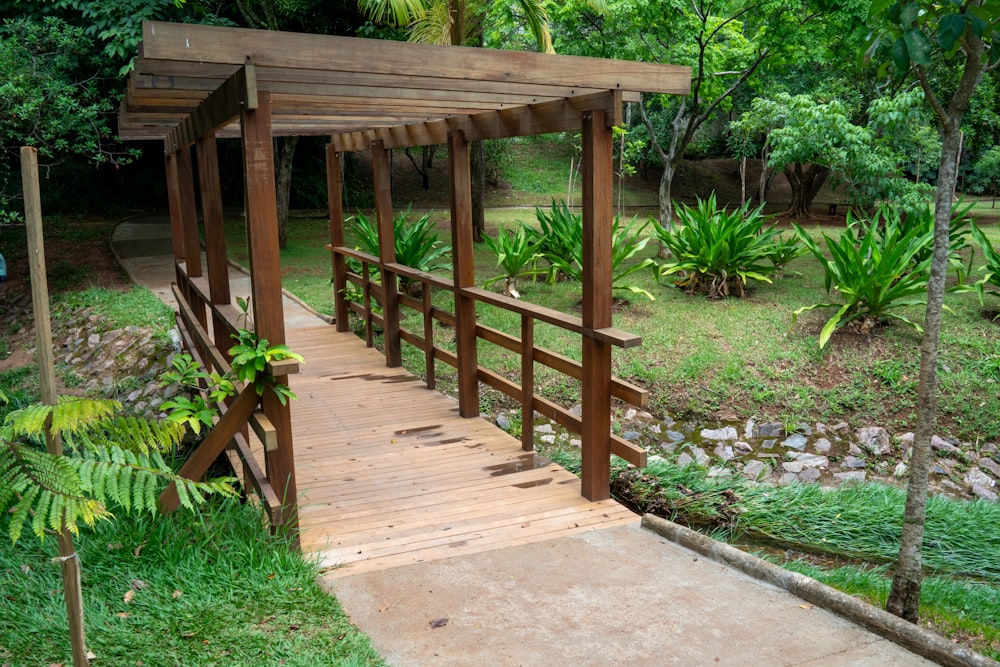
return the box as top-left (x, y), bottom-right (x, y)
top-left (165, 63), bottom-right (257, 153)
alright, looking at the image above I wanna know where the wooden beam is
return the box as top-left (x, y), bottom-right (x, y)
top-left (141, 21), bottom-right (690, 95)
top-left (448, 130), bottom-right (479, 418)
top-left (326, 143), bottom-right (349, 331)
top-left (580, 108), bottom-right (615, 502)
top-left (166, 63), bottom-right (257, 152)
top-left (195, 134), bottom-right (232, 353)
top-left (371, 140), bottom-right (401, 367)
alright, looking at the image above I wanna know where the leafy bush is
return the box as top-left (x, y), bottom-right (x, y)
top-left (530, 199), bottom-right (582, 281)
top-left (482, 225), bottom-right (545, 298)
top-left (792, 206), bottom-right (933, 348)
top-left (970, 221), bottom-right (1000, 314)
top-left (350, 207), bottom-right (451, 274)
top-left (896, 202), bottom-right (974, 285)
top-left (765, 233), bottom-right (808, 274)
top-left (653, 193), bottom-right (778, 298)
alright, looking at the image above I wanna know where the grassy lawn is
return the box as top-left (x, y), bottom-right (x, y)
top-left (0, 500), bottom-right (383, 666)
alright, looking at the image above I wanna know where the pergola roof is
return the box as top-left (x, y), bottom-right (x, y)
top-left (119, 21), bottom-right (690, 153)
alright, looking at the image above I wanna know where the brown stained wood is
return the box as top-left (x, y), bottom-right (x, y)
top-left (195, 134), bottom-right (232, 353)
top-left (284, 325), bottom-right (637, 576)
top-left (449, 131), bottom-right (479, 418)
top-left (580, 109), bottom-right (614, 502)
top-left (521, 314), bottom-right (534, 451)
top-left (371, 141), bottom-right (401, 367)
top-left (325, 145), bottom-right (350, 330)
top-left (167, 64), bottom-right (256, 152)
top-left (176, 146), bottom-right (203, 279)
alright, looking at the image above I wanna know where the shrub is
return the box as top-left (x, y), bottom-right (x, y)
top-left (764, 233), bottom-right (808, 274)
top-left (653, 193), bottom-right (778, 298)
top-left (897, 202), bottom-right (974, 286)
top-left (792, 206), bottom-right (933, 348)
top-left (970, 221), bottom-right (1000, 315)
top-left (530, 199), bottom-right (582, 281)
top-left (349, 207), bottom-right (451, 294)
top-left (482, 225), bottom-right (545, 298)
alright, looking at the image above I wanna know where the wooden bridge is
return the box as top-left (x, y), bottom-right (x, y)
top-left (118, 21), bottom-right (690, 560)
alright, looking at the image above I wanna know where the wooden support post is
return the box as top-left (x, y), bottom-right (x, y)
top-left (423, 286), bottom-right (435, 389)
top-left (164, 149), bottom-right (187, 291)
top-left (326, 143), bottom-right (350, 331)
top-left (22, 147), bottom-right (89, 667)
top-left (521, 314), bottom-right (534, 451)
top-left (196, 134), bottom-right (231, 353)
top-left (580, 109), bottom-right (614, 501)
top-left (448, 130), bottom-right (479, 418)
top-left (371, 140), bottom-right (401, 367)
top-left (241, 91), bottom-right (298, 530)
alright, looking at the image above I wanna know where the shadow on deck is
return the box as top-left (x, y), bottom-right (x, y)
top-left (287, 326), bottom-right (637, 577)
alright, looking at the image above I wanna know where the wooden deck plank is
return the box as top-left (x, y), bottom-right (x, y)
top-left (286, 326), bottom-right (638, 575)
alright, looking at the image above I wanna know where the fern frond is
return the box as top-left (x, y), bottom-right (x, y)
top-left (66, 416), bottom-right (185, 455)
top-left (51, 397), bottom-right (119, 435)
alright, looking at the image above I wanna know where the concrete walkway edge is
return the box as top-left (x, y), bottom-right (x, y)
top-left (641, 514), bottom-right (998, 667)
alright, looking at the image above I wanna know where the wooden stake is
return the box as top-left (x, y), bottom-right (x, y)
top-left (21, 146), bottom-right (90, 667)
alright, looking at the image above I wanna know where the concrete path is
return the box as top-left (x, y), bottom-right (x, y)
top-left (111, 218), bottom-right (940, 666)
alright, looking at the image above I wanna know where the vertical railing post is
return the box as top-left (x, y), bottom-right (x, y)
top-left (164, 147), bottom-right (188, 294)
top-left (196, 134), bottom-right (232, 354)
top-left (176, 144), bottom-right (206, 330)
top-left (520, 314), bottom-right (535, 451)
top-left (326, 143), bottom-right (350, 331)
top-left (371, 140), bottom-right (402, 367)
top-left (241, 89), bottom-right (298, 530)
top-left (448, 130), bottom-right (479, 418)
top-left (423, 285), bottom-right (436, 388)
top-left (580, 108), bottom-right (614, 501)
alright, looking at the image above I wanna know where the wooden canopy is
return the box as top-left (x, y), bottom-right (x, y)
top-left (119, 21), bottom-right (689, 150)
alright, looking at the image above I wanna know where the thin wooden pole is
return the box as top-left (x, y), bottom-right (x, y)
top-left (241, 91), bottom-right (298, 531)
top-left (21, 146), bottom-right (89, 667)
top-left (164, 149), bottom-right (187, 291)
top-left (371, 140), bottom-right (401, 367)
top-left (196, 134), bottom-right (232, 352)
top-left (580, 109), bottom-right (614, 501)
top-left (448, 130), bottom-right (479, 418)
top-left (521, 314), bottom-right (534, 451)
top-left (326, 143), bottom-right (349, 331)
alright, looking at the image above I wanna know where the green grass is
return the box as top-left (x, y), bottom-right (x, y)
top-left (54, 286), bottom-right (175, 336)
top-left (0, 500), bottom-right (384, 666)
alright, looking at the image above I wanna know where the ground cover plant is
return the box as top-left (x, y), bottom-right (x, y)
top-left (0, 499), bottom-right (384, 666)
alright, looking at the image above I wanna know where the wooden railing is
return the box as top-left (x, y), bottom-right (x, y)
top-left (329, 246), bottom-right (648, 469)
top-left (165, 262), bottom-right (295, 526)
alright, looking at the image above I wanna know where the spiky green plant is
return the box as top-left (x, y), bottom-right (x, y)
top-left (531, 199), bottom-right (583, 280)
top-left (970, 221), bottom-right (1000, 315)
top-left (765, 233), bottom-right (807, 275)
top-left (653, 194), bottom-right (779, 298)
top-left (893, 201), bottom-right (974, 286)
top-left (0, 396), bottom-right (235, 544)
top-left (792, 206), bottom-right (934, 348)
top-left (482, 225), bottom-right (545, 298)
top-left (350, 207), bottom-right (451, 273)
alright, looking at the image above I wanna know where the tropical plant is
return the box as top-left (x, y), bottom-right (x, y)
top-left (653, 194), bottom-right (779, 298)
top-left (791, 207), bottom-right (934, 348)
top-left (350, 207), bottom-right (452, 280)
top-left (530, 199), bottom-right (583, 281)
top-left (970, 222), bottom-right (1000, 314)
top-left (764, 233), bottom-right (808, 275)
top-left (894, 201), bottom-right (974, 286)
top-left (0, 395), bottom-right (235, 544)
top-left (482, 225), bottom-right (545, 297)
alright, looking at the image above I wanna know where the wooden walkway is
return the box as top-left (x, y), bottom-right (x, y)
top-left (286, 326), bottom-right (638, 578)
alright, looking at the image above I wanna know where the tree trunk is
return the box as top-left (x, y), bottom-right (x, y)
top-left (275, 136), bottom-right (299, 249)
top-left (471, 139), bottom-right (485, 242)
top-left (656, 161), bottom-right (677, 259)
top-left (783, 163), bottom-right (829, 218)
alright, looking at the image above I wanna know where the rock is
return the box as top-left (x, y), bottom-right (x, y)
top-left (798, 467), bottom-right (821, 482)
top-left (658, 441), bottom-right (677, 454)
top-left (843, 456), bottom-right (867, 470)
top-left (972, 484), bottom-right (999, 501)
top-left (848, 443), bottom-right (864, 457)
top-left (755, 422), bottom-right (784, 438)
top-left (665, 430), bottom-right (685, 443)
top-left (894, 462), bottom-right (908, 478)
top-left (570, 439), bottom-right (581, 448)
top-left (979, 457), bottom-right (1000, 479)
top-left (647, 423), bottom-right (661, 434)
top-left (781, 433), bottom-right (808, 451)
top-left (796, 453), bottom-right (829, 468)
top-left (700, 426), bottom-right (737, 441)
top-left (964, 468), bottom-right (995, 488)
top-left (744, 418), bottom-right (756, 440)
top-left (539, 434), bottom-right (556, 445)
top-left (495, 413), bottom-right (511, 431)
top-left (569, 404), bottom-right (582, 417)
top-left (624, 408), bottom-right (637, 420)
top-left (831, 422), bottom-right (849, 432)
top-left (779, 472), bottom-right (799, 485)
top-left (734, 440), bottom-right (753, 454)
top-left (931, 435), bottom-right (960, 454)
top-left (782, 461), bottom-right (805, 474)
top-left (713, 443), bottom-right (735, 461)
top-left (707, 466), bottom-right (732, 478)
top-left (742, 460), bottom-right (768, 480)
top-left (761, 438), bottom-right (777, 450)
top-left (126, 389), bottom-right (142, 403)
top-left (535, 423), bottom-right (554, 434)
top-left (690, 447), bottom-right (710, 466)
top-left (622, 430), bottom-right (643, 441)
top-left (813, 438), bottom-right (832, 454)
top-left (857, 427), bottom-right (890, 456)
top-left (982, 442), bottom-right (998, 456)
top-left (796, 423), bottom-right (813, 436)
top-left (815, 423), bottom-right (827, 435)
top-left (834, 471), bottom-right (867, 483)
top-left (676, 452), bottom-right (694, 467)
top-left (87, 333), bottom-right (101, 347)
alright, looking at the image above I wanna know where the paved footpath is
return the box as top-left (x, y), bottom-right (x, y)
top-left (112, 218), bottom-right (942, 666)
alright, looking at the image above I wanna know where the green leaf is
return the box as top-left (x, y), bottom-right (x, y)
top-left (892, 36), bottom-right (911, 72)
top-left (900, 2), bottom-right (919, 27)
top-left (904, 28), bottom-right (932, 66)
top-left (938, 12), bottom-right (966, 51)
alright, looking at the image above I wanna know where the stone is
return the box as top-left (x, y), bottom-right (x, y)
top-left (894, 462), bottom-right (908, 478)
top-left (714, 444), bottom-right (735, 461)
top-left (648, 423), bottom-right (661, 434)
top-left (734, 440), bottom-right (753, 454)
top-left (779, 472), bottom-right (799, 485)
top-left (856, 426), bottom-right (890, 456)
top-left (495, 413), bottom-right (511, 431)
top-left (676, 452), bottom-right (694, 467)
top-left (782, 461), bottom-right (805, 474)
top-left (624, 408), bottom-right (637, 420)
top-left (796, 423), bottom-right (813, 436)
top-left (665, 430), bottom-right (685, 443)
top-left (972, 484), bottom-right (999, 502)
top-left (815, 423), bottom-right (827, 435)
top-left (126, 389), bottom-right (142, 403)
top-left (796, 453), bottom-right (829, 468)
top-left (834, 471), bottom-right (867, 483)
top-left (87, 333), bottom-right (100, 347)
top-left (979, 457), bottom-right (1000, 479)
top-left (707, 466), bottom-right (732, 478)
top-left (700, 426), bottom-right (737, 441)
top-left (931, 435), bottom-right (960, 454)
top-left (535, 423), bottom-right (554, 434)
top-left (569, 439), bottom-right (581, 448)
top-left (657, 441), bottom-right (677, 454)
top-left (569, 404), bottom-right (582, 417)
top-left (539, 434), bottom-right (556, 445)
top-left (982, 442), bottom-right (998, 456)
top-left (964, 468), bottom-right (995, 488)
top-left (848, 443), bottom-right (864, 457)
top-left (622, 431), bottom-right (643, 441)
top-left (843, 456), bottom-right (867, 470)
top-left (755, 422), bottom-right (784, 438)
top-left (831, 422), bottom-right (849, 432)
top-left (744, 418), bottom-right (756, 440)
top-left (742, 460), bottom-right (768, 480)
top-left (798, 467), bottom-right (821, 482)
top-left (690, 447), bottom-right (710, 466)
top-left (813, 438), bottom-right (832, 454)
top-left (761, 438), bottom-right (777, 450)
top-left (781, 433), bottom-right (808, 450)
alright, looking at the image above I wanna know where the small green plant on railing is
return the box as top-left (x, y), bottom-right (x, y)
top-left (970, 221), bottom-right (1000, 317)
top-left (653, 194), bottom-right (779, 299)
top-left (350, 207), bottom-right (452, 292)
top-left (482, 225), bottom-right (546, 298)
top-left (792, 206), bottom-right (933, 348)
top-left (0, 393), bottom-right (236, 544)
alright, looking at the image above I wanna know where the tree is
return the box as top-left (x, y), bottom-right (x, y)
top-left (868, 0), bottom-right (999, 623)
top-left (969, 145), bottom-right (1000, 206)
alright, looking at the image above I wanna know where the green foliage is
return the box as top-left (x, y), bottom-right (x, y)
top-left (792, 206), bottom-right (934, 348)
top-left (764, 233), bottom-right (808, 273)
top-left (482, 225), bottom-right (545, 297)
top-left (228, 331), bottom-right (304, 406)
top-left (969, 146), bottom-right (1000, 202)
top-left (970, 221), bottom-right (1000, 311)
top-left (350, 207), bottom-right (452, 284)
top-left (0, 396), bottom-right (234, 544)
top-left (901, 201), bottom-right (975, 285)
top-left (653, 193), bottom-right (779, 299)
